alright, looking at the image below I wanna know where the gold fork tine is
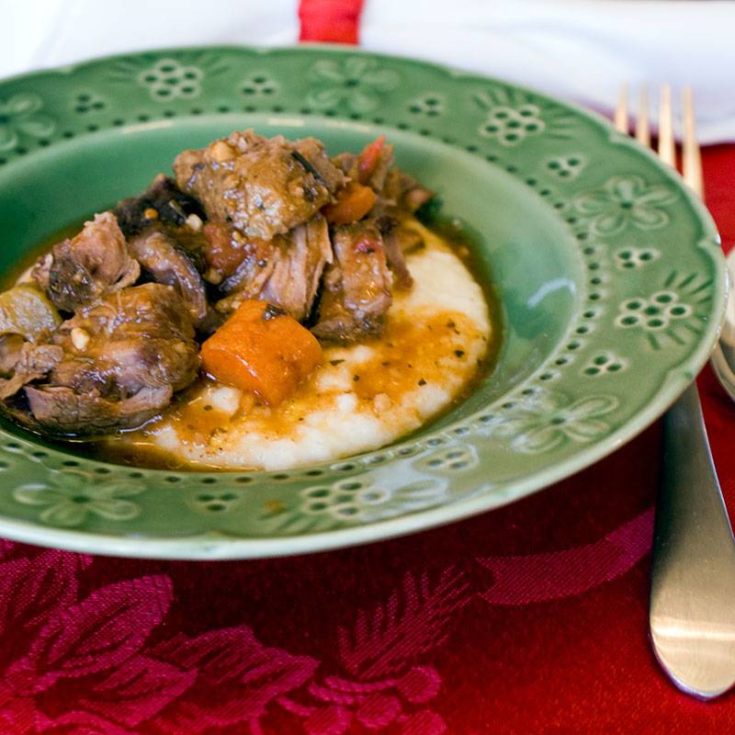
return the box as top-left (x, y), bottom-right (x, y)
top-left (682, 87), bottom-right (704, 199)
top-left (614, 83), bottom-right (628, 133)
top-left (657, 85), bottom-right (676, 169)
top-left (636, 85), bottom-right (651, 147)
top-left (616, 85), bottom-right (704, 197)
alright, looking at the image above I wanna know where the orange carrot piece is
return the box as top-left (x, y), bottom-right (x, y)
top-left (323, 182), bottom-right (377, 225)
top-left (201, 300), bottom-right (322, 405)
top-left (358, 135), bottom-right (386, 184)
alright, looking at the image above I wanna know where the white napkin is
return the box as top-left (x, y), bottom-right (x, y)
top-left (1, 0), bottom-right (299, 75)
top-left (362, 0), bottom-right (735, 144)
top-left (3, 0), bottom-right (735, 142)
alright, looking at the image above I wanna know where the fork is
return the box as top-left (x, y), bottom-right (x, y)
top-left (616, 85), bottom-right (735, 699)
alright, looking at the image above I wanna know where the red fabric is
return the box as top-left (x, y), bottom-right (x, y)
top-left (299, 0), bottom-right (365, 44)
top-left (0, 147), bottom-right (732, 733)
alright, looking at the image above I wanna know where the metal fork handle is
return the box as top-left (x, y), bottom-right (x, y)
top-left (650, 382), bottom-right (735, 698)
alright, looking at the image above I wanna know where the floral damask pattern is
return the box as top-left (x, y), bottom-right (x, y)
top-left (0, 514), bottom-right (653, 733)
top-left (0, 548), bottom-right (315, 734)
top-left (0, 94), bottom-right (54, 151)
top-left (281, 569), bottom-right (470, 735)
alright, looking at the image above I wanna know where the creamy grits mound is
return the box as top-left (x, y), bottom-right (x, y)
top-left (115, 223), bottom-right (493, 470)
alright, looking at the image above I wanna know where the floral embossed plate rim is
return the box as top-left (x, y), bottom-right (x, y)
top-left (0, 45), bottom-right (725, 559)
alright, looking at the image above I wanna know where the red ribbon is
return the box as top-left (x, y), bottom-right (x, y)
top-left (298, 0), bottom-right (365, 45)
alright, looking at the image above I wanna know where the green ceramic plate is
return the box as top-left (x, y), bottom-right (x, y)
top-left (0, 46), bottom-right (725, 558)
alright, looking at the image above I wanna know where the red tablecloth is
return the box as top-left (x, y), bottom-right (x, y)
top-left (3, 8), bottom-right (735, 734)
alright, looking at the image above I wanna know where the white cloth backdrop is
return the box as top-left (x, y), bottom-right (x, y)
top-left (3, 0), bottom-right (735, 142)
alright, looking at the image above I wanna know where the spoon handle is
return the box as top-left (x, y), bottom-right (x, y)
top-left (650, 382), bottom-right (735, 699)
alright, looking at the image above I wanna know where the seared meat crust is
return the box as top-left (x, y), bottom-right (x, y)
top-left (174, 130), bottom-right (345, 240)
top-left (34, 212), bottom-right (140, 312)
top-left (312, 221), bottom-right (393, 342)
top-left (24, 284), bottom-right (199, 435)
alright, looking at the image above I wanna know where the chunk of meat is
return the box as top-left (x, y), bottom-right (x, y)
top-left (127, 230), bottom-right (208, 326)
top-left (0, 341), bottom-right (63, 400)
top-left (375, 215), bottom-right (413, 289)
top-left (0, 295), bottom-right (64, 399)
top-left (23, 284), bottom-right (199, 434)
top-left (174, 130), bottom-right (345, 240)
top-left (114, 174), bottom-right (207, 238)
top-left (217, 235), bottom-right (275, 303)
top-left (217, 215), bottom-right (332, 322)
top-left (380, 169), bottom-right (434, 213)
top-left (52, 283), bottom-right (199, 395)
top-left (25, 385), bottom-right (172, 435)
top-left (33, 212), bottom-right (140, 312)
top-left (201, 222), bottom-right (246, 283)
top-left (312, 221), bottom-right (393, 342)
top-left (258, 216), bottom-right (332, 321)
top-left (0, 334), bottom-right (23, 375)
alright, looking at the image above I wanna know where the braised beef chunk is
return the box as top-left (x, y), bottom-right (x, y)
top-left (23, 284), bottom-right (199, 434)
top-left (200, 222), bottom-right (251, 284)
top-left (173, 130), bottom-right (345, 240)
top-left (0, 341), bottom-right (63, 400)
top-left (127, 230), bottom-right (208, 326)
top-left (33, 213), bottom-right (140, 312)
top-left (375, 215), bottom-right (413, 289)
top-left (217, 215), bottom-right (332, 322)
top-left (217, 234), bottom-right (276, 302)
top-left (52, 283), bottom-right (198, 392)
top-left (0, 334), bottom-right (24, 375)
top-left (25, 385), bottom-right (173, 434)
top-left (380, 169), bottom-right (434, 213)
top-left (114, 175), bottom-right (206, 238)
top-left (312, 221), bottom-right (393, 342)
top-left (260, 216), bottom-right (333, 320)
